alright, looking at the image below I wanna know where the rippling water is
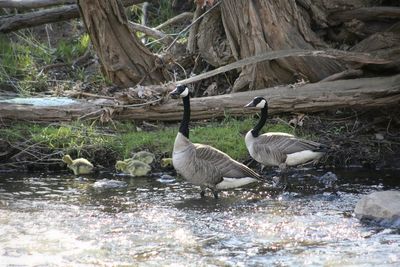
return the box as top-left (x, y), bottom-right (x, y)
top-left (0, 169), bottom-right (399, 266)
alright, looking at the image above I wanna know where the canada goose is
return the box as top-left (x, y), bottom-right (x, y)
top-left (132, 151), bottom-right (155, 165)
top-left (115, 159), bottom-right (151, 177)
top-left (62, 154), bottom-right (94, 175)
top-left (244, 97), bottom-right (327, 181)
top-left (170, 85), bottom-right (261, 199)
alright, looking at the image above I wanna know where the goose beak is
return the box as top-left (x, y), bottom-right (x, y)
top-left (244, 101), bottom-right (256, 108)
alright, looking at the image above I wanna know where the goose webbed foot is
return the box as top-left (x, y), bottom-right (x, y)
top-left (213, 191), bottom-right (219, 199)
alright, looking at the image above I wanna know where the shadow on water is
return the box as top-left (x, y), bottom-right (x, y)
top-left (0, 167), bottom-right (400, 266)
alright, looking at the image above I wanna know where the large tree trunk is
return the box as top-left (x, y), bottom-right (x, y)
top-left (1, 75), bottom-right (399, 122)
top-left (219, 0), bottom-right (344, 92)
top-left (77, 0), bottom-right (168, 87)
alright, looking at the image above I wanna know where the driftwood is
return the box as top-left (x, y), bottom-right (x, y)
top-left (1, 75), bottom-right (399, 122)
top-left (0, 0), bottom-right (146, 33)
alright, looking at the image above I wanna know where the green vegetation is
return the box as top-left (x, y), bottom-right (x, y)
top-left (0, 32), bottom-right (102, 95)
top-left (0, 117), bottom-right (294, 168)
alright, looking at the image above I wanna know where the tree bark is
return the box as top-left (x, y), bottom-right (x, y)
top-left (77, 0), bottom-right (168, 87)
top-left (1, 75), bottom-right (399, 122)
top-left (197, 7), bottom-right (233, 67)
top-left (220, 0), bottom-right (344, 92)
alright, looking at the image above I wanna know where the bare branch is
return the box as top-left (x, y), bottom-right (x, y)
top-left (155, 12), bottom-right (193, 30)
top-left (128, 21), bottom-right (173, 45)
top-left (176, 49), bottom-right (393, 85)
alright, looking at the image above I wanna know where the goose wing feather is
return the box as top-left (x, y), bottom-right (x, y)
top-left (194, 144), bottom-right (260, 180)
top-left (256, 134), bottom-right (323, 154)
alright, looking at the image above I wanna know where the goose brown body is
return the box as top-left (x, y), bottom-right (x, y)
top-left (244, 97), bottom-right (326, 169)
top-left (173, 133), bottom-right (261, 189)
top-left (171, 85), bottom-right (261, 198)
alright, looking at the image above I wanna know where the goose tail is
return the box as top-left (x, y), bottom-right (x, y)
top-left (314, 143), bottom-right (331, 152)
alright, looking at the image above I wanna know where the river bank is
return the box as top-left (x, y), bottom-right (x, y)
top-left (1, 107), bottom-right (399, 174)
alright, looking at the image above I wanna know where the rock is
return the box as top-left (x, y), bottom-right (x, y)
top-left (93, 179), bottom-right (127, 189)
top-left (157, 174), bottom-right (175, 183)
top-left (317, 172), bottom-right (338, 188)
top-left (354, 191), bottom-right (400, 227)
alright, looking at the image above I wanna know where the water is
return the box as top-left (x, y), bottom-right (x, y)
top-left (0, 169), bottom-right (399, 266)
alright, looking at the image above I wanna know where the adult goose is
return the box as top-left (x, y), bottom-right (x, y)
top-left (170, 85), bottom-right (261, 199)
top-left (244, 97), bottom-right (327, 176)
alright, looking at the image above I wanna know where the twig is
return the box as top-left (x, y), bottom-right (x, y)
top-left (68, 91), bottom-right (115, 100)
top-left (128, 21), bottom-right (174, 45)
top-left (155, 12), bottom-right (193, 30)
top-left (164, 1), bottom-right (222, 52)
top-left (109, 97), bottom-right (162, 108)
top-left (78, 109), bottom-right (105, 120)
top-left (320, 69), bottom-right (364, 82)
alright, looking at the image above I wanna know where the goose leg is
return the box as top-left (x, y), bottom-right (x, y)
top-left (200, 186), bottom-right (206, 198)
top-left (278, 163), bottom-right (289, 190)
top-left (260, 164), bottom-right (266, 173)
top-left (209, 186), bottom-right (219, 199)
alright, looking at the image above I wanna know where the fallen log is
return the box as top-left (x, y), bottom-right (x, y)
top-left (0, 0), bottom-right (146, 33)
top-left (0, 0), bottom-right (75, 9)
top-left (0, 5), bottom-right (78, 33)
top-left (0, 75), bottom-right (399, 122)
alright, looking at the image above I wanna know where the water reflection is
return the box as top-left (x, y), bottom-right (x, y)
top-left (0, 169), bottom-right (399, 266)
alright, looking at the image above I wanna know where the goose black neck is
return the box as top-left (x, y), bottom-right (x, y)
top-left (251, 106), bottom-right (268, 137)
top-left (179, 95), bottom-right (190, 138)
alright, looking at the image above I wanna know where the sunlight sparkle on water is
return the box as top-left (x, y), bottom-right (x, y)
top-left (1, 170), bottom-right (400, 266)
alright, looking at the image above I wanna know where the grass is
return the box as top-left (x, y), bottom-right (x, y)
top-left (0, 32), bottom-right (99, 95)
top-left (0, 117), bottom-right (294, 168)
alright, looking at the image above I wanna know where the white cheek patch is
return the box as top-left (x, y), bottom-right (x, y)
top-left (255, 99), bottom-right (266, 108)
top-left (181, 87), bottom-right (189, 97)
